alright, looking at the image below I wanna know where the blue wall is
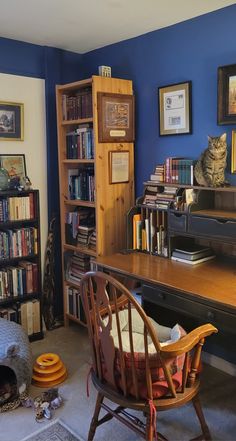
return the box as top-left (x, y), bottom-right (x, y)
top-left (0, 5), bottom-right (236, 321)
top-left (1, 5), bottom-right (236, 208)
top-left (83, 4), bottom-right (236, 195)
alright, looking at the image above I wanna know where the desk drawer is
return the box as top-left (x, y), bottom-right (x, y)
top-left (188, 215), bottom-right (236, 240)
top-left (168, 211), bottom-right (187, 233)
top-left (142, 284), bottom-right (236, 334)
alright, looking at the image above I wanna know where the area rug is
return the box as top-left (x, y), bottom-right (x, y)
top-left (21, 419), bottom-right (84, 441)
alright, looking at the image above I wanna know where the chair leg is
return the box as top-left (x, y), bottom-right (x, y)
top-left (88, 392), bottom-right (104, 441)
top-left (191, 394), bottom-right (212, 441)
top-left (146, 412), bottom-right (154, 441)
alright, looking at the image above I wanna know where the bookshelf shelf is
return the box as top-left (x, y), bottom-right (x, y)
top-left (63, 159), bottom-right (95, 165)
top-left (56, 75), bottom-right (134, 326)
top-left (64, 243), bottom-right (97, 257)
top-left (0, 189), bottom-right (43, 340)
top-left (144, 181), bottom-right (236, 192)
top-left (64, 200), bottom-right (95, 208)
top-left (57, 78), bottom-right (92, 92)
top-left (65, 312), bottom-right (87, 326)
top-left (61, 117), bottom-right (93, 126)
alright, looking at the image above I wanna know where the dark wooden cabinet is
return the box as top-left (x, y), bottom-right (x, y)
top-left (125, 183), bottom-right (236, 364)
top-left (0, 189), bottom-right (43, 341)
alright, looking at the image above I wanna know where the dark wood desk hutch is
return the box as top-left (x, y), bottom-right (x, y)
top-left (97, 183), bottom-right (236, 364)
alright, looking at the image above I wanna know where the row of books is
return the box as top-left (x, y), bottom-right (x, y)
top-left (65, 252), bottom-right (91, 284)
top-left (66, 127), bottom-right (94, 160)
top-left (149, 157), bottom-right (195, 185)
top-left (62, 88), bottom-right (92, 120)
top-left (0, 227), bottom-right (38, 260)
top-left (65, 208), bottom-right (95, 244)
top-left (0, 299), bottom-right (41, 335)
top-left (0, 194), bottom-right (35, 222)
top-left (68, 167), bottom-right (95, 201)
top-left (66, 286), bottom-right (85, 322)
top-left (132, 211), bottom-right (168, 256)
top-left (0, 261), bottom-right (38, 299)
top-left (143, 184), bottom-right (178, 209)
top-left (20, 299), bottom-right (41, 335)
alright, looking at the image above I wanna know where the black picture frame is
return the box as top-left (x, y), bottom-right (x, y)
top-left (0, 102), bottom-right (24, 140)
top-left (218, 64), bottom-right (236, 125)
top-left (0, 154), bottom-right (27, 188)
top-left (158, 81), bottom-right (192, 136)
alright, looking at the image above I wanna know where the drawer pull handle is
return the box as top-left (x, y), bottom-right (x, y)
top-left (207, 311), bottom-right (215, 320)
top-left (157, 292), bottom-right (165, 300)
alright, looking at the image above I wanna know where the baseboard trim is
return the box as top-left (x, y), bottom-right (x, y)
top-left (203, 351), bottom-right (236, 376)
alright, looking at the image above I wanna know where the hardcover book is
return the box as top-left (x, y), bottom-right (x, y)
top-left (171, 254), bottom-right (215, 265)
top-left (172, 245), bottom-right (212, 261)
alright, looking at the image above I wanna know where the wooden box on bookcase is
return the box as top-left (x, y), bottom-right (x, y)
top-left (56, 75), bottom-right (135, 326)
top-left (0, 189), bottom-right (43, 341)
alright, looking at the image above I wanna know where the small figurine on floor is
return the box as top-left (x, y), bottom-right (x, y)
top-left (21, 387), bottom-right (63, 422)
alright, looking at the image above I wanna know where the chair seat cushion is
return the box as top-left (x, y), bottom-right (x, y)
top-left (102, 309), bottom-right (186, 399)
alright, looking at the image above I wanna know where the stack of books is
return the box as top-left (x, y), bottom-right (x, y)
top-left (77, 225), bottom-right (95, 247)
top-left (149, 164), bottom-right (166, 183)
top-left (88, 230), bottom-right (97, 251)
top-left (171, 244), bottom-right (215, 265)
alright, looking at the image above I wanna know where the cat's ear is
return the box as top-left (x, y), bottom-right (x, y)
top-left (208, 135), bottom-right (212, 142)
top-left (220, 133), bottom-right (227, 142)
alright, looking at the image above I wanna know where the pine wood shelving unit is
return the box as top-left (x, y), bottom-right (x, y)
top-left (56, 75), bottom-right (135, 326)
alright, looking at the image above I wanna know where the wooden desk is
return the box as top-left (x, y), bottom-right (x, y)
top-left (96, 252), bottom-right (236, 363)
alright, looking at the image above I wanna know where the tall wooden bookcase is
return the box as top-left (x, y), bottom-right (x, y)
top-left (56, 75), bottom-right (134, 325)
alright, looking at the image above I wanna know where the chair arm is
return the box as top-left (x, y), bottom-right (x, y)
top-left (161, 323), bottom-right (218, 358)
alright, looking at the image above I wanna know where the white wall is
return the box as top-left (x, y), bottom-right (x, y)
top-left (0, 73), bottom-right (48, 272)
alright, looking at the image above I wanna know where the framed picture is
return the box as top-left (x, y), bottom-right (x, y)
top-left (158, 81), bottom-right (192, 136)
top-left (0, 154), bottom-right (26, 188)
top-left (231, 130), bottom-right (236, 173)
top-left (98, 92), bottom-right (134, 142)
top-left (0, 102), bottom-right (24, 141)
top-left (109, 150), bottom-right (129, 184)
top-left (218, 64), bottom-right (236, 125)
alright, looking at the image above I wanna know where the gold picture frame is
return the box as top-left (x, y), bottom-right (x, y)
top-left (158, 81), bottom-right (192, 136)
top-left (98, 92), bottom-right (134, 143)
top-left (0, 154), bottom-right (27, 188)
top-left (218, 64), bottom-right (236, 125)
top-left (231, 130), bottom-right (236, 173)
top-left (109, 150), bottom-right (129, 184)
top-left (0, 101), bottom-right (24, 141)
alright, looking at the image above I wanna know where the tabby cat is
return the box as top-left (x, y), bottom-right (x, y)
top-left (194, 133), bottom-right (227, 187)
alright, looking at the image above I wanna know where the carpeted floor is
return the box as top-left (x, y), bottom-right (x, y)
top-left (0, 325), bottom-right (236, 441)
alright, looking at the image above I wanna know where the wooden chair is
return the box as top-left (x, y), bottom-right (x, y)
top-left (80, 271), bottom-right (218, 441)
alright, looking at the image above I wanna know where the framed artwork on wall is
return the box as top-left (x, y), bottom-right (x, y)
top-left (0, 102), bottom-right (24, 141)
top-left (0, 154), bottom-right (27, 188)
top-left (109, 150), bottom-right (129, 184)
top-left (231, 130), bottom-right (236, 173)
top-left (98, 92), bottom-right (135, 143)
top-left (218, 64), bottom-right (236, 125)
top-left (158, 81), bottom-right (192, 136)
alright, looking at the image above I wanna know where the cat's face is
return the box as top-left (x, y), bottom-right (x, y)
top-left (208, 134), bottom-right (227, 153)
